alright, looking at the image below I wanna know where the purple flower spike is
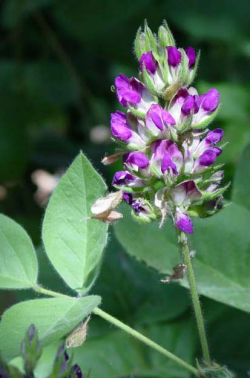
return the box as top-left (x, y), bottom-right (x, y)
top-left (112, 171), bottom-right (136, 186)
top-left (140, 52), bottom-right (157, 74)
top-left (181, 95), bottom-right (195, 116)
top-left (185, 47), bottom-right (196, 68)
top-left (167, 46), bottom-right (182, 67)
top-left (205, 128), bottom-right (224, 144)
top-left (201, 89), bottom-right (220, 112)
top-left (124, 151), bottom-right (149, 169)
top-left (161, 152), bottom-right (178, 175)
top-left (176, 210), bottom-right (194, 234)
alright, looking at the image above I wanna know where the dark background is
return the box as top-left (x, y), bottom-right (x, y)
top-left (1, 0), bottom-right (250, 377)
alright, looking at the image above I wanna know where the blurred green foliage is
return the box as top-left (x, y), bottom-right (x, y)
top-left (1, 0), bottom-right (250, 377)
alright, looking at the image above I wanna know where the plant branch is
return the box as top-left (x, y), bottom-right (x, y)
top-left (32, 286), bottom-right (199, 376)
top-left (179, 231), bottom-right (211, 365)
top-left (33, 285), bottom-right (70, 298)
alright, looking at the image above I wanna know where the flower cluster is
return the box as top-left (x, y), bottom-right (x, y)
top-left (107, 21), bottom-right (228, 234)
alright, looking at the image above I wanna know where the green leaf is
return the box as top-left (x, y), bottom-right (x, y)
top-left (0, 214), bottom-right (38, 289)
top-left (115, 204), bottom-right (250, 313)
top-left (72, 319), bottom-right (195, 378)
top-left (42, 153), bottom-right (108, 293)
top-left (232, 144), bottom-right (250, 210)
top-left (0, 295), bottom-right (101, 361)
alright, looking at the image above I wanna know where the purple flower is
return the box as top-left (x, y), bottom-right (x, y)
top-left (193, 128), bottom-right (224, 156)
top-left (205, 128), bottom-right (224, 144)
top-left (114, 74), bottom-right (154, 112)
top-left (140, 52), bottom-right (157, 74)
top-left (110, 111), bottom-right (145, 147)
top-left (169, 89), bottom-right (196, 127)
top-left (146, 104), bottom-right (176, 137)
top-left (200, 89), bottom-right (220, 112)
top-left (112, 171), bottom-right (146, 187)
top-left (185, 47), bottom-right (196, 68)
top-left (123, 151), bottom-right (150, 177)
top-left (206, 170), bottom-right (224, 192)
top-left (151, 139), bottom-right (183, 176)
top-left (167, 46), bottom-right (182, 67)
top-left (176, 210), bottom-right (194, 234)
top-left (194, 147), bottom-right (222, 173)
top-left (170, 88), bottom-right (220, 128)
top-left (123, 152), bottom-right (149, 169)
top-left (130, 199), bottom-right (155, 222)
top-left (183, 128), bottom-right (223, 174)
top-left (171, 180), bottom-right (201, 207)
top-left (132, 201), bottom-right (148, 215)
top-left (181, 95), bottom-right (195, 116)
top-left (123, 192), bottom-right (133, 204)
top-left (112, 171), bottom-right (136, 186)
top-left (115, 74), bottom-right (141, 107)
top-left (161, 152), bottom-right (178, 174)
top-left (111, 111), bottom-right (132, 141)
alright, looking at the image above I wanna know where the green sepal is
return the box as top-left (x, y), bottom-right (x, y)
top-left (158, 20), bottom-right (175, 48)
top-left (159, 48), bottom-right (169, 84)
top-left (134, 26), bottom-right (142, 60)
top-left (112, 184), bottom-right (149, 194)
top-left (128, 105), bottom-right (146, 118)
top-left (169, 126), bottom-right (178, 142)
top-left (188, 50), bottom-right (201, 85)
top-left (179, 49), bottom-right (189, 85)
top-left (178, 113), bottom-right (193, 133)
top-left (187, 201), bottom-right (224, 218)
top-left (201, 182), bottom-right (231, 201)
top-left (142, 64), bottom-right (158, 95)
top-left (140, 31), bottom-right (151, 54)
top-left (191, 104), bottom-right (221, 130)
top-left (131, 210), bottom-right (154, 223)
top-left (144, 20), bottom-right (158, 56)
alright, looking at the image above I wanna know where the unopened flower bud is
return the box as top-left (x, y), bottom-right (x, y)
top-left (70, 364), bottom-right (83, 378)
top-left (175, 209), bottom-right (193, 234)
top-left (21, 324), bottom-right (42, 376)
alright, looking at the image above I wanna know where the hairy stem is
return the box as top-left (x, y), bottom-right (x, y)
top-left (93, 307), bottom-right (199, 376)
top-left (33, 286), bottom-right (199, 376)
top-left (179, 231), bottom-right (211, 365)
top-left (33, 285), bottom-right (70, 298)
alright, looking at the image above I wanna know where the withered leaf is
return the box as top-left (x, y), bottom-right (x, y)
top-left (91, 190), bottom-right (123, 215)
top-left (161, 263), bottom-right (187, 283)
top-left (66, 316), bottom-right (90, 348)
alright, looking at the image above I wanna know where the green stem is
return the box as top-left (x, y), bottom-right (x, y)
top-left (179, 231), bottom-right (211, 365)
top-left (32, 285), bottom-right (199, 376)
top-left (93, 307), bottom-right (199, 377)
top-left (33, 285), bottom-right (70, 298)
